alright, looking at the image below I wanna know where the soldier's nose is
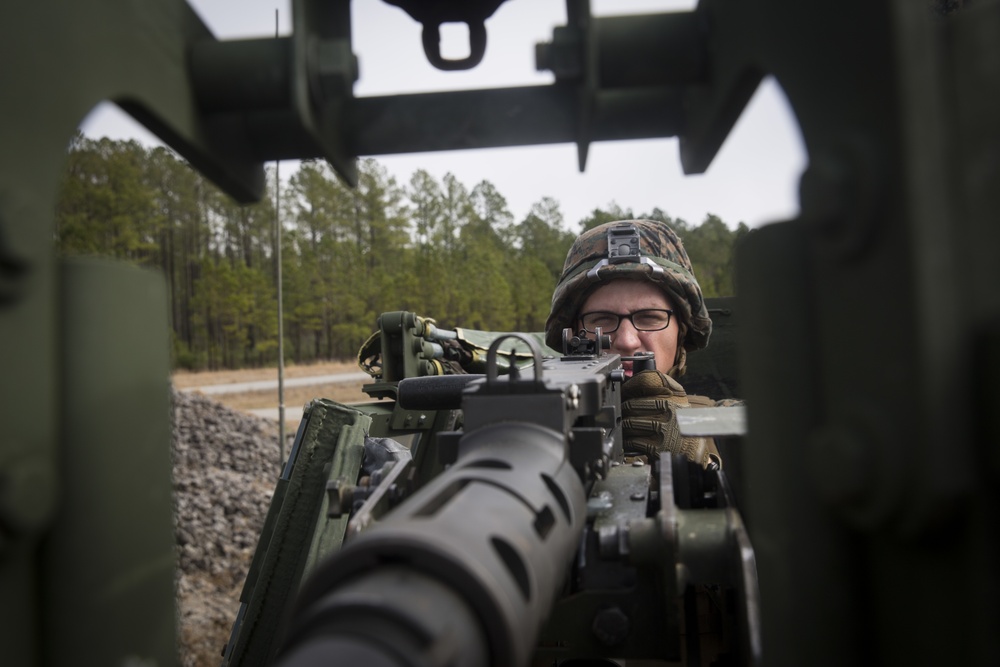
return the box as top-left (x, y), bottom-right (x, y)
top-left (612, 321), bottom-right (642, 352)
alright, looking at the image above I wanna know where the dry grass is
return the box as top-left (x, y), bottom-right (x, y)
top-left (171, 360), bottom-right (359, 389)
top-left (218, 382), bottom-right (371, 411)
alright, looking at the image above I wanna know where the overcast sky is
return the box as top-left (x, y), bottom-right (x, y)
top-left (81, 0), bottom-right (808, 230)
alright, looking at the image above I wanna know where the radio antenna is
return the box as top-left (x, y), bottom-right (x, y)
top-left (275, 7), bottom-right (286, 467)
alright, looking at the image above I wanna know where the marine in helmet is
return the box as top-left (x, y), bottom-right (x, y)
top-left (545, 219), bottom-right (720, 468)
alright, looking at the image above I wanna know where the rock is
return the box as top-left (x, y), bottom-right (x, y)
top-left (171, 388), bottom-right (282, 667)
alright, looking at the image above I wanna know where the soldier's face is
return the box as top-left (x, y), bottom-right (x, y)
top-left (578, 280), bottom-right (680, 377)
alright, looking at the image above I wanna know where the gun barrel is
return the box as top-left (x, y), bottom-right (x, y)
top-left (275, 566), bottom-right (489, 667)
top-left (277, 420), bottom-right (587, 667)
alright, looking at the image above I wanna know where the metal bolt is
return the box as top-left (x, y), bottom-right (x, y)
top-left (566, 384), bottom-right (580, 410)
top-left (325, 481), bottom-right (343, 518)
top-left (587, 491), bottom-right (613, 516)
top-left (325, 479), bottom-right (354, 519)
top-left (535, 26), bottom-right (584, 79)
top-left (592, 606), bottom-right (630, 646)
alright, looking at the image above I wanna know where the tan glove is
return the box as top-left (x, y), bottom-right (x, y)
top-left (621, 370), bottom-right (720, 468)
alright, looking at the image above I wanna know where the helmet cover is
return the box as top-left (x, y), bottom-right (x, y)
top-left (544, 220), bottom-right (712, 359)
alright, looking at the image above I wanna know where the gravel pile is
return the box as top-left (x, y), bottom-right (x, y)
top-left (171, 388), bottom-right (285, 667)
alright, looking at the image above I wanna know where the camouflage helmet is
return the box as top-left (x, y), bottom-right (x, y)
top-left (544, 219), bottom-right (712, 357)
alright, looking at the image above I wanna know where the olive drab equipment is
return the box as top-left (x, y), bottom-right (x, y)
top-left (223, 312), bottom-right (756, 666)
top-left (3, 1), bottom-right (1000, 667)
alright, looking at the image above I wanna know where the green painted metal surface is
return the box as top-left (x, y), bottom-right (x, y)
top-left (45, 259), bottom-right (176, 666)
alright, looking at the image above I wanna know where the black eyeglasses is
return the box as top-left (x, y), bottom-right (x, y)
top-left (579, 309), bottom-right (674, 334)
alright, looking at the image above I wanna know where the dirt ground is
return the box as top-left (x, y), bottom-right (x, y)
top-left (172, 361), bottom-right (375, 429)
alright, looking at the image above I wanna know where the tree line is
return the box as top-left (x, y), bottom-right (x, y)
top-left (56, 135), bottom-right (748, 370)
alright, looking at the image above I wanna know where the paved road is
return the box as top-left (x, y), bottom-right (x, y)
top-left (181, 371), bottom-right (370, 395)
top-left (248, 406), bottom-right (304, 421)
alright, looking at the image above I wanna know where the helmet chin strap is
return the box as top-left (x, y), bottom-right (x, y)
top-left (669, 347), bottom-right (687, 379)
top-left (668, 319), bottom-right (688, 378)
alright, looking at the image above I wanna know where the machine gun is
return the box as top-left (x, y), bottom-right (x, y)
top-left (223, 316), bottom-right (757, 667)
